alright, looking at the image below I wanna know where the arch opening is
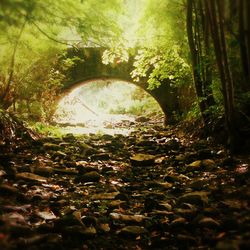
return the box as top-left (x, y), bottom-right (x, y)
top-left (53, 79), bottom-right (164, 135)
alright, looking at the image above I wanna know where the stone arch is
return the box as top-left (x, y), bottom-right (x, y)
top-left (62, 47), bottom-right (180, 124)
top-left (58, 76), bottom-right (165, 116)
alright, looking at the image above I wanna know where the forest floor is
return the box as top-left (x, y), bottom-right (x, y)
top-left (0, 117), bottom-right (250, 250)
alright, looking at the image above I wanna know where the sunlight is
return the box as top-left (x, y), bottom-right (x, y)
top-left (53, 80), bottom-right (162, 135)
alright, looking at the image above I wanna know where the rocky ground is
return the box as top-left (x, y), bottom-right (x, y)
top-left (0, 118), bottom-right (250, 250)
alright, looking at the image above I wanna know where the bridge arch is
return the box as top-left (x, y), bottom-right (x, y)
top-left (62, 47), bottom-right (180, 124)
top-left (60, 76), bottom-right (163, 114)
top-left (56, 77), bottom-right (164, 123)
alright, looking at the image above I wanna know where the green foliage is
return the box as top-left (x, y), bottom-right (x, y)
top-left (102, 46), bottom-right (129, 65)
top-left (30, 122), bottom-right (63, 138)
top-left (0, 0), bottom-right (123, 122)
top-left (131, 47), bottom-right (191, 90)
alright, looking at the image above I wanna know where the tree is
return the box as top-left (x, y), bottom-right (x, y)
top-left (186, 0), bottom-right (216, 125)
top-left (186, 0), bottom-right (250, 150)
top-left (0, 0), bottom-right (123, 119)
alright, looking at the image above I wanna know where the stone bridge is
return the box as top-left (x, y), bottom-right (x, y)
top-left (62, 47), bottom-right (180, 124)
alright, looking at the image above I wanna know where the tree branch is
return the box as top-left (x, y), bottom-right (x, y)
top-left (32, 21), bottom-right (72, 46)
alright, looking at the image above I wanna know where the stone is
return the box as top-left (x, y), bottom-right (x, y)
top-left (164, 175), bottom-right (181, 183)
top-left (178, 191), bottom-right (209, 206)
top-left (43, 143), bottom-right (61, 151)
top-left (159, 182), bottom-right (173, 189)
top-left (110, 213), bottom-right (146, 223)
top-left (63, 225), bottom-right (96, 236)
top-left (198, 217), bottom-right (220, 228)
top-left (0, 184), bottom-right (19, 195)
top-left (176, 234), bottom-right (196, 244)
top-left (108, 200), bottom-right (126, 208)
top-left (98, 223), bottom-right (110, 232)
top-left (90, 153), bottom-right (110, 161)
top-left (170, 217), bottom-right (187, 227)
top-left (158, 202), bottom-right (172, 211)
top-left (76, 171), bottom-right (101, 182)
top-left (62, 133), bottom-right (76, 142)
top-left (0, 169), bottom-right (6, 177)
top-left (130, 154), bottom-right (155, 166)
top-left (36, 211), bottom-right (57, 220)
top-left (135, 116), bottom-right (150, 122)
top-left (202, 159), bottom-right (216, 169)
top-left (165, 139), bottom-right (180, 150)
top-left (34, 167), bottom-right (54, 177)
top-left (81, 226), bottom-right (97, 236)
top-left (54, 214), bottom-right (83, 228)
top-left (76, 165), bottom-right (98, 174)
top-left (175, 154), bottom-right (186, 161)
top-left (53, 168), bottom-right (78, 175)
top-left (16, 172), bottom-right (47, 183)
top-left (91, 192), bottom-right (119, 200)
top-left (215, 240), bottom-right (239, 250)
top-left (119, 226), bottom-right (147, 236)
top-left (186, 160), bottom-right (202, 171)
top-left (189, 179), bottom-right (206, 190)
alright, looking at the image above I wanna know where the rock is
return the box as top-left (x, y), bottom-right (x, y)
top-left (165, 139), bottom-right (180, 150)
top-left (170, 217), bottom-right (187, 227)
top-left (9, 224), bottom-right (34, 236)
top-left (135, 116), bottom-right (150, 122)
top-left (2, 204), bottom-right (31, 213)
top-left (176, 234), bottom-right (196, 244)
top-left (159, 182), bottom-right (174, 189)
top-left (76, 165), bottom-right (98, 174)
top-left (43, 143), bottom-right (61, 151)
top-left (164, 175), bottom-right (181, 183)
top-left (221, 157), bottom-right (238, 167)
top-left (130, 154), bottom-right (155, 166)
top-left (110, 213), bottom-right (146, 223)
top-left (197, 149), bottom-right (214, 159)
top-left (0, 184), bottom-right (19, 195)
top-left (53, 168), bottom-right (78, 175)
top-left (16, 234), bottom-right (52, 247)
top-left (202, 159), bottom-right (216, 169)
top-left (76, 171), bottom-right (101, 182)
top-left (186, 160), bottom-right (202, 171)
top-left (81, 226), bottom-right (97, 236)
top-left (36, 211), bottom-right (57, 220)
top-left (63, 225), bottom-right (96, 236)
top-left (91, 192), bottom-right (119, 200)
top-left (119, 226), bottom-right (147, 236)
top-left (144, 197), bottom-right (160, 212)
top-left (0, 169), bottom-right (7, 177)
top-left (98, 223), bottom-right (110, 232)
top-left (34, 167), bottom-right (54, 177)
top-left (145, 181), bottom-right (173, 189)
top-left (16, 172), bottom-right (47, 183)
top-left (90, 153), bottom-right (110, 161)
top-left (54, 213), bottom-right (83, 228)
top-left (189, 179), bottom-right (206, 190)
top-left (198, 217), bottom-right (220, 228)
top-left (175, 154), bottom-right (186, 161)
top-left (62, 133), bottom-right (76, 142)
top-left (215, 240), bottom-right (240, 250)
top-left (108, 200), bottom-right (126, 208)
top-left (178, 191), bottom-right (209, 206)
top-left (158, 202), bottom-right (172, 211)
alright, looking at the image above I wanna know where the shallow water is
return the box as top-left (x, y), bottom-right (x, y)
top-left (57, 114), bottom-right (135, 136)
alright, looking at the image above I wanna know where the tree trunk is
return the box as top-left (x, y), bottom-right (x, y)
top-left (205, 0), bottom-right (237, 151)
top-left (239, 0), bottom-right (250, 88)
top-left (0, 19), bottom-right (27, 107)
top-left (186, 0), bottom-right (208, 123)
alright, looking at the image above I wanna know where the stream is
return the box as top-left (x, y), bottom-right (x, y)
top-left (0, 117), bottom-right (249, 250)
